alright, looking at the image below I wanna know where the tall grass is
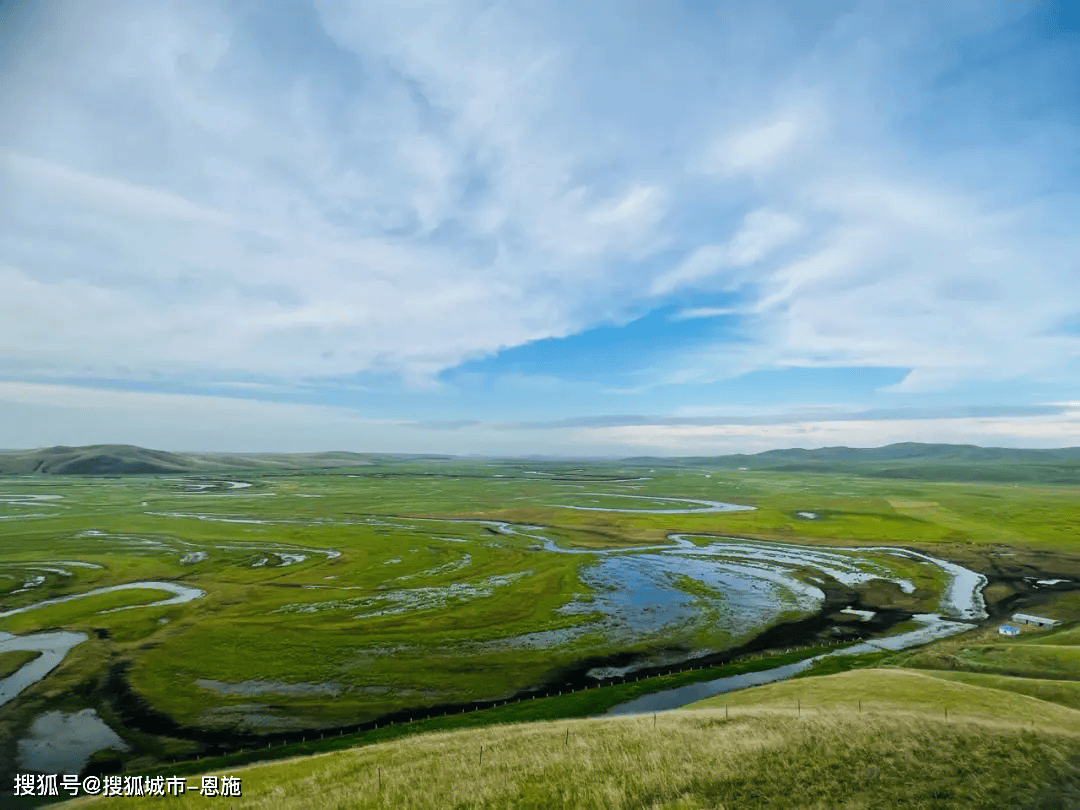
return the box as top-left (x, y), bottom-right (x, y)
top-left (72, 708), bottom-right (1080, 809)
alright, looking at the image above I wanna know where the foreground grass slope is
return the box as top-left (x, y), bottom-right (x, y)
top-left (689, 668), bottom-right (1080, 731)
top-left (918, 670), bottom-right (1080, 712)
top-left (71, 670), bottom-right (1080, 810)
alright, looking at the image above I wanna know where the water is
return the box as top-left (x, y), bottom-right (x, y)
top-left (0, 630), bottom-right (88, 707)
top-left (607, 660), bottom-right (816, 715)
top-left (0, 581), bottom-right (206, 619)
top-left (195, 678), bottom-right (342, 697)
top-left (0, 494), bottom-right (63, 506)
top-left (17, 709), bottom-right (129, 774)
top-left (0, 579), bottom-right (210, 766)
top-left (555, 493), bottom-right (756, 514)
top-left (353, 516), bottom-right (986, 671)
top-left (605, 613), bottom-right (980, 716)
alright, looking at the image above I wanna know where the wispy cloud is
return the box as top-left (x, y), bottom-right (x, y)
top-left (1, 382), bottom-right (1076, 456)
top-left (672, 307), bottom-right (744, 321)
top-left (496, 405), bottom-right (1072, 431)
top-left (1, 0), bottom-right (1077, 452)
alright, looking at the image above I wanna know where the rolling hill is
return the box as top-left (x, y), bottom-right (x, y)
top-left (628, 442), bottom-right (1080, 484)
top-left (3, 442), bottom-right (1080, 483)
top-left (0, 445), bottom-right (388, 476)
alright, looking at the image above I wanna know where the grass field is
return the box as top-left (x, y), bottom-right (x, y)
top-left (917, 671), bottom-right (1080, 712)
top-left (67, 669), bottom-right (1080, 809)
top-left (2, 457), bottom-right (1079, 783)
top-left (688, 668), bottom-right (1080, 729)
top-left (0, 650), bottom-right (40, 679)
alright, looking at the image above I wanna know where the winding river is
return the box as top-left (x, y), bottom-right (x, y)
top-left (0, 581), bottom-right (206, 708)
top-left (0, 495), bottom-right (992, 773)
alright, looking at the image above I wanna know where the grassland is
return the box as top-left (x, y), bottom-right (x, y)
top-left (689, 668), bottom-right (1080, 728)
top-left (2, 454), bottom-right (1080, 787)
top-left (0, 650), bottom-right (40, 679)
top-left (917, 671), bottom-right (1080, 712)
top-left (68, 669), bottom-right (1080, 809)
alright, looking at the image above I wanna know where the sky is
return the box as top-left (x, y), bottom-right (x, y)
top-left (1, 0), bottom-right (1079, 456)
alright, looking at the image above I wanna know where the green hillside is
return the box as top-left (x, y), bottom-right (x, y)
top-left (0, 445), bottom-right (397, 475)
top-left (688, 668), bottom-right (1080, 730)
top-left (69, 669), bottom-right (1080, 809)
top-left (5, 442), bottom-right (1080, 482)
top-left (628, 442), bottom-right (1080, 483)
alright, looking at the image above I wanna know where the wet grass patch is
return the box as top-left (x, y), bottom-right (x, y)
top-left (0, 649), bottom-right (40, 678)
top-left (121, 646), bottom-right (834, 779)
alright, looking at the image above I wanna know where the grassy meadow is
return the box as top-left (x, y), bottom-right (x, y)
top-left (2, 454), bottom-right (1079, 791)
top-left (69, 669), bottom-right (1080, 809)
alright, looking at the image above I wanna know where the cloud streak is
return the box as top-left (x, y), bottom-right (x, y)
top-left (1, 382), bottom-right (1077, 456)
top-left (1, 1), bottom-right (1077, 452)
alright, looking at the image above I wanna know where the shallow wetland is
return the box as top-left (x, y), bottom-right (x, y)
top-left (1, 460), bottom-right (1079, 796)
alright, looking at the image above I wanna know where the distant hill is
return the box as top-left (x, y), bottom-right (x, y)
top-left (624, 442), bottom-right (1080, 484)
top-left (0, 444), bottom-right (194, 475)
top-left (5, 441), bottom-right (1080, 483)
top-left (0, 445), bottom-right (388, 476)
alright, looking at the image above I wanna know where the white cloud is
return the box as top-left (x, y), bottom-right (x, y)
top-left (6, 381), bottom-right (1077, 456)
top-left (726, 209), bottom-right (806, 266)
top-left (702, 116), bottom-right (804, 177)
top-left (0, 382), bottom-right (389, 452)
top-left (2, 153), bottom-right (231, 225)
top-left (1, 0), bottom-right (679, 387)
top-left (672, 307), bottom-right (743, 321)
top-left (1, 0), bottom-right (1076, 430)
top-left (650, 208), bottom-right (805, 296)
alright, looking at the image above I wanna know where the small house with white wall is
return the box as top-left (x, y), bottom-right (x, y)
top-left (997, 625), bottom-right (1020, 637)
top-left (1011, 613), bottom-right (1061, 628)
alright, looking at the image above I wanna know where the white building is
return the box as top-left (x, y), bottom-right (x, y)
top-left (998, 625), bottom-right (1020, 637)
top-left (1011, 613), bottom-right (1061, 628)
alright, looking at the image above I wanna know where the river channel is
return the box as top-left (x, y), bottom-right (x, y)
top-left (1, 499), bottom-right (992, 778)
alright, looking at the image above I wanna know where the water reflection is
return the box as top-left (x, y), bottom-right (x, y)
top-left (17, 709), bottom-right (129, 774)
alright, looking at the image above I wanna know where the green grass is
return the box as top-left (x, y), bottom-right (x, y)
top-left (0, 649), bottom-right (39, 678)
top-left (0, 588), bottom-right (177, 634)
top-left (69, 708), bottom-right (1080, 809)
top-left (123, 646), bottom-right (835, 780)
top-left (2, 462), bottom-right (1080, 781)
top-left (916, 670), bottom-right (1080, 712)
top-left (1044, 623), bottom-right (1080, 645)
top-left (688, 668), bottom-right (1080, 729)
top-left (902, 642), bottom-right (1080, 681)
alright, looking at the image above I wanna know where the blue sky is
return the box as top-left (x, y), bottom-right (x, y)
top-left (1, 0), bottom-right (1078, 455)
